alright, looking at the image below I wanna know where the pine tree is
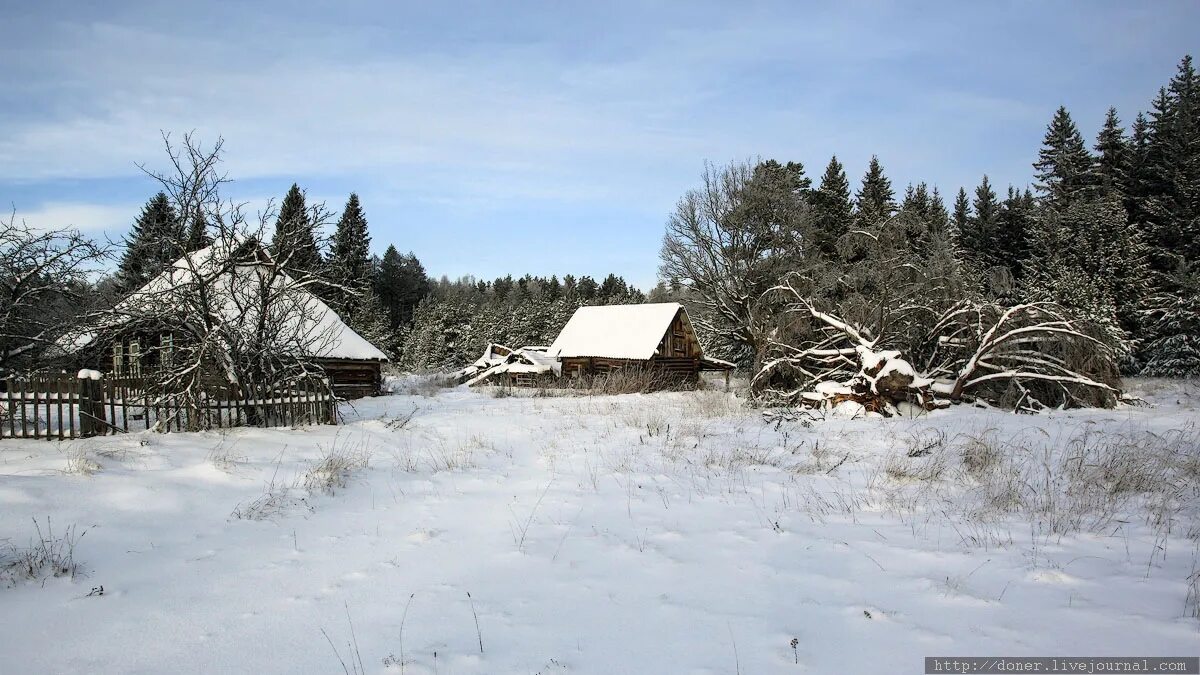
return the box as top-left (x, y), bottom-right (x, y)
top-left (899, 182), bottom-right (943, 255)
top-left (328, 193), bottom-right (374, 320)
top-left (1132, 56), bottom-right (1200, 371)
top-left (1126, 112), bottom-right (1154, 228)
top-left (184, 208), bottom-right (212, 252)
top-left (951, 187), bottom-right (970, 245)
top-left (1033, 106), bottom-right (1096, 210)
top-left (1022, 198), bottom-right (1144, 363)
top-left (1150, 55), bottom-right (1200, 263)
top-left (928, 187), bottom-right (951, 237)
top-left (995, 186), bottom-right (1033, 281)
top-left (963, 175), bottom-right (999, 267)
top-left (545, 275), bottom-right (562, 300)
top-left (1141, 261), bottom-right (1200, 377)
top-left (272, 184), bottom-right (322, 278)
top-left (116, 192), bottom-right (183, 293)
top-left (854, 155), bottom-right (896, 227)
top-left (810, 155), bottom-right (853, 258)
top-left (1094, 107), bottom-right (1130, 199)
top-left (352, 289), bottom-right (397, 358)
top-left (396, 253), bottom-right (431, 325)
top-left (577, 276), bottom-right (598, 300)
top-left (375, 245), bottom-right (407, 328)
top-left (598, 273), bottom-right (628, 300)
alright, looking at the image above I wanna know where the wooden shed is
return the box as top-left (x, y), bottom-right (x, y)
top-left (454, 344), bottom-right (560, 387)
top-left (547, 303), bottom-right (733, 384)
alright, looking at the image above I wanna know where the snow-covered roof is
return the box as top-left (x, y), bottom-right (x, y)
top-left (64, 243), bottom-right (388, 362)
top-left (547, 303), bottom-right (685, 361)
top-left (455, 343), bottom-right (560, 386)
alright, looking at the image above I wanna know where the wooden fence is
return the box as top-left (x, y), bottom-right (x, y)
top-left (0, 372), bottom-right (338, 440)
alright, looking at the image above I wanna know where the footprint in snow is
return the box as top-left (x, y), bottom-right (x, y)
top-left (406, 529), bottom-right (439, 544)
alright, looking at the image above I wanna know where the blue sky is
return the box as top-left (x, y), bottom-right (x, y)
top-left (1, 1), bottom-right (1196, 289)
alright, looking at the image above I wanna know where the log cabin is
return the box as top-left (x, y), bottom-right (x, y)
top-left (547, 303), bottom-right (733, 385)
top-left (57, 243), bottom-right (388, 399)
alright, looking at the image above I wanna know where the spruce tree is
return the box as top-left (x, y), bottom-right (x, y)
top-left (951, 187), bottom-right (970, 245)
top-left (963, 175), bottom-right (999, 267)
top-left (899, 182), bottom-right (941, 255)
top-left (271, 184), bottom-right (322, 278)
top-left (598, 274), bottom-right (629, 300)
top-left (1126, 112), bottom-right (1155, 228)
top-left (1141, 260), bottom-right (1200, 377)
top-left (1133, 56), bottom-right (1200, 370)
top-left (810, 155), bottom-right (853, 258)
top-left (184, 208), bottom-right (212, 252)
top-left (577, 276), bottom-right (599, 300)
top-left (928, 187), bottom-right (951, 237)
top-left (854, 155), bottom-right (896, 227)
top-left (1155, 55), bottom-right (1200, 263)
top-left (1033, 106), bottom-right (1096, 211)
top-left (116, 192), bottom-right (183, 293)
top-left (328, 193), bottom-right (374, 320)
top-left (1094, 107), bottom-right (1130, 199)
top-left (397, 253), bottom-right (431, 325)
top-left (995, 186), bottom-right (1033, 281)
top-left (375, 245), bottom-right (406, 328)
top-left (1022, 197), bottom-right (1144, 363)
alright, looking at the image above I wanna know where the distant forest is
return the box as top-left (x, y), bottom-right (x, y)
top-left (4, 55), bottom-right (1195, 390)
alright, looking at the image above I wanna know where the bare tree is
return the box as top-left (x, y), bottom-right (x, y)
top-left (0, 211), bottom-right (108, 375)
top-left (659, 160), bottom-right (808, 367)
top-left (753, 274), bottom-right (1120, 413)
top-left (67, 133), bottom-right (349, 428)
top-left (928, 300), bottom-right (1120, 410)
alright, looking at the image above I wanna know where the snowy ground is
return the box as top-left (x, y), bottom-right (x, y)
top-left (1, 378), bottom-right (1197, 673)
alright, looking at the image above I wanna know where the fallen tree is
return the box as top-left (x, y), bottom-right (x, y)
top-left (753, 275), bottom-right (1122, 415)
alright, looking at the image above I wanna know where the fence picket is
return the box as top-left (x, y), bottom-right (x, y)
top-left (6, 377), bottom-right (14, 438)
top-left (56, 377), bottom-right (64, 441)
top-left (68, 379), bottom-right (76, 439)
top-left (0, 372), bottom-right (338, 441)
top-left (121, 381), bottom-right (128, 433)
top-left (31, 384), bottom-right (39, 440)
top-left (45, 381), bottom-right (52, 441)
top-left (105, 379), bottom-right (115, 435)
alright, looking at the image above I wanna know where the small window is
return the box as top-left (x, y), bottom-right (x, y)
top-left (129, 340), bottom-right (142, 377)
top-left (161, 333), bottom-right (174, 368)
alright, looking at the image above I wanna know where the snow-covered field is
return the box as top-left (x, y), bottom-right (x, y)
top-left (1, 378), bottom-right (1197, 673)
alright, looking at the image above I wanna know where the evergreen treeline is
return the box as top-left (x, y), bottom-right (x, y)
top-left (662, 54), bottom-right (1200, 381)
top-left (113, 184), bottom-right (644, 371)
top-left (399, 273), bottom-right (646, 371)
top-left (116, 186), bottom-right (432, 361)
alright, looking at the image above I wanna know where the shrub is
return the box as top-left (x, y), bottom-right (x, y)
top-left (1, 518), bottom-right (86, 587)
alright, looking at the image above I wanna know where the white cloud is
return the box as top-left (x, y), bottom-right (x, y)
top-left (8, 201), bottom-right (137, 234)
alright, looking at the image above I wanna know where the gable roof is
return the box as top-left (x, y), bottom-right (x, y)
top-left (63, 243), bottom-right (388, 362)
top-left (547, 303), bottom-right (684, 361)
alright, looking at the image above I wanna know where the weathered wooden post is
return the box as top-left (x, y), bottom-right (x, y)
top-left (77, 369), bottom-right (105, 437)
